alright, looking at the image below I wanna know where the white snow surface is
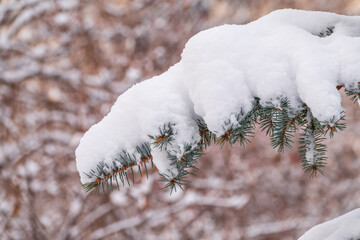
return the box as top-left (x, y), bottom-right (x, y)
top-left (299, 208), bottom-right (360, 240)
top-left (76, 9), bottom-right (360, 184)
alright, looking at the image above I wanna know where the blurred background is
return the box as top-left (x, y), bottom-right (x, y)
top-left (1, 0), bottom-right (360, 239)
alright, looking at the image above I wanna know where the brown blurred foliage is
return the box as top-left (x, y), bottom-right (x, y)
top-left (1, 0), bottom-right (360, 239)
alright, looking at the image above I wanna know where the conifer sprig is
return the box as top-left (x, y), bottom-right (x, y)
top-left (167, 143), bottom-right (204, 171)
top-left (323, 115), bottom-right (346, 138)
top-left (197, 119), bottom-right (215, 148)
top-left (259, 98), bottom-right (300, 152)
top-left (345, 83), bottom-right (360, 104)
top-left (82, 143), bottom-right (153, 194)
top-left (231, 104), bottom-right (259, 147)
top-left (299, 128), bottom-right (327, 177)
top-left (159, 170), bottom-right (190, 194)
top-left (149, 123), bottom-right (175, 150)
top-left (299, 110), bottom-right (328, 177)
top-left (217, 101), bottom-right (259, 148)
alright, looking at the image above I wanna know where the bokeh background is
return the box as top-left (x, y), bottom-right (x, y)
top-left (1, 0), bottom-right (360, 239)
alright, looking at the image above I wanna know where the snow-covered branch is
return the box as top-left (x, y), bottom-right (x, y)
top-left (76, 9), bottom-right (360, 193)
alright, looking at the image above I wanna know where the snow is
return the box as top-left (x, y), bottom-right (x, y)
top-left (182, 191), bottom-right (249, 209)
top-left (6, 2), bottom-right (53, 40)
top-left (110, 192), bottom-right (128, 206)
top-left (299, 208), bottom-right (360, 240)
top-left (76, 9), bottom-right (360, 184)
top-left (181, 10), bottom-right (359, 128)
top-left (57, 0), bottom-right (78, 10)
top-left (54, 12), bottom-right (70, 25)
top-left (125, 67), bottom-right (142, 82)
top-left (17, 161), bottom-right (40, 177)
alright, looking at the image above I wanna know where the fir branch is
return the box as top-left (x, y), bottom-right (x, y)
top-left (230, 124), bottom-right (254, 147)
top-left (271, 118), bottom-right (295, 153)
top-left (82, 143), bottom-right (153, 193)
top-left (306, 110), bottom-right (324, 135)
top-left (259, 114), bottom-right (274, 136)
top-left (217, 101), bottom-right (259, 147)
top-left (299, 111), bottom-right (327, 178)
top-left (167, 143), bottom-right (204, 171)
top-left (217, 129), bottom-right (232, 147)
top-left (260, 97), bottom-right (297, 152)
top-left (344, 83), bottom-right (360, 104)
top-left (159, 170), bottom-right (190, 194)
top-left (197, 119), bottom-right (215, 148)
top-left (299, 127), bottom-right (327, 178)
top-left (323, 114), bottom-right (346, 138)
top-left (230, 108), bottom-right (258, 147)
top-left (258, 100), bottom-right (279, 136)
top-left (159, 142), bottom-right (204, 194)
top-left (149, 123), bottom-right (175, 150)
